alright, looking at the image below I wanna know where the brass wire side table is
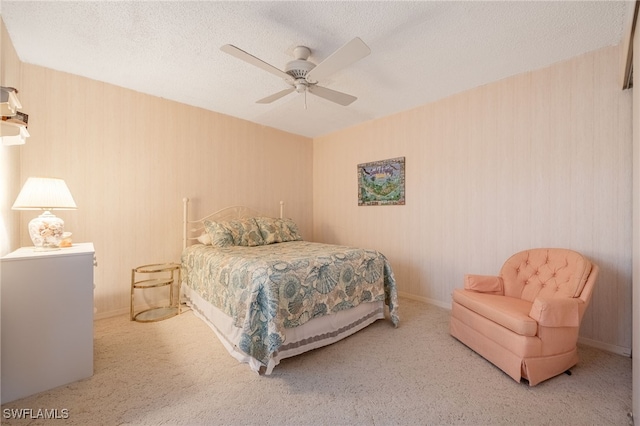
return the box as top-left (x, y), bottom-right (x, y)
top-left (130, 263), bottom-right (181, 322)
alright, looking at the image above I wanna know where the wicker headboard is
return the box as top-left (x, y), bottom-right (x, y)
top-left (182, 198), bottom-right (283, 249)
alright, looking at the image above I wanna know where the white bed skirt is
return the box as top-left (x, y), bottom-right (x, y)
top-left (181, 283), bottom-right (385, 374)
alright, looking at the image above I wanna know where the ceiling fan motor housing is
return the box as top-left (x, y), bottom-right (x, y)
top-left (285, 59), bottom-right (315, 79)
top-left (285, 59), bottom-right (316, 92)
top-left (286, 45), bottom-right (316, 89)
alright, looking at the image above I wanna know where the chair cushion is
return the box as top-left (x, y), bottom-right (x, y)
top-left (464, 274), bottom-right (504, 294)
top-left (452, 288), bottom-right (537, 336)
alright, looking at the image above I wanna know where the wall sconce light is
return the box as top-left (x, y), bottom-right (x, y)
top-left (1, 87), bottom-right (29, 145)
top-left (12, 177), bottom-right (77, 250)
top-left (0, 120), bottom-right (30, 145)
top-left (1, 86), bottom-right (21, 116)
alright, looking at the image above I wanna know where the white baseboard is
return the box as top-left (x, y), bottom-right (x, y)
top-left (398, 291), bottom-right (451, 310)
top-left (94, 307), bottom-right (130, 320)
top-left (578, 336), bottom-right (631, 357)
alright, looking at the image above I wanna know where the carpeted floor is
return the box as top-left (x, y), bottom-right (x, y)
top-left (1, 298), bottom-right (633, 425)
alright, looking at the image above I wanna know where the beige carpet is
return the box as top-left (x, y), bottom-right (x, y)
top-left (1, 298), bottom-right (632, 425)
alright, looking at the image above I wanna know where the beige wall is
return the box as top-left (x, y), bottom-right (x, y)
top-left (13, 62), bottom-right (313, 318)
top-left (0, 19), bottom-right (22, 257)
top-left (314, 45), bottom-right (633, 354)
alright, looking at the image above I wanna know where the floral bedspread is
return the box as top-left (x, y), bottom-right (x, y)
top-left (181, 241), bottom-right (399, 366)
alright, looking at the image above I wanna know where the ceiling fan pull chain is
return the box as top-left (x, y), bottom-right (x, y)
top-left (304, 90), bottom-right (308, 110)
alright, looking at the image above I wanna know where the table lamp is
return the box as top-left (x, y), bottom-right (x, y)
top-left (12, 177), bottom-right (77, 250)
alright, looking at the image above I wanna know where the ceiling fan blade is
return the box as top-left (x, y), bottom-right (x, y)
top-left (308, 85), bottom-right (357, 106)
top-left (257, 88), bottom-right (295, 104)
top-left (305, 37), bottom-right (371, 82)
top-left (221, 44), bottom-right (292, 81)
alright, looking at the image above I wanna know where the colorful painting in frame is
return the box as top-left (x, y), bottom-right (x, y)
top-left (358, 157), bottom-right (405, 206)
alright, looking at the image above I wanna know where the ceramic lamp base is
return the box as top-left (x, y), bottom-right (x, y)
top-left (28, 211), bottom-right (64, 250)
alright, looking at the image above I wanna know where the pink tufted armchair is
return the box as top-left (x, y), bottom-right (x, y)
top-left (449, 248), bottom-right (598, 386)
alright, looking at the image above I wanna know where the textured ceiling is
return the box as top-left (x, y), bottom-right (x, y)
top-left (0, 1), bottom-right (631, 138)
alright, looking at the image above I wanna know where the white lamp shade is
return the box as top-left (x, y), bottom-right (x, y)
top-left (12, 177), bottom-right (77, 210)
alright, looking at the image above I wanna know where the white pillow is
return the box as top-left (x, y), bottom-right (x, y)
top-left (196, 232), bottom-right (212, 245)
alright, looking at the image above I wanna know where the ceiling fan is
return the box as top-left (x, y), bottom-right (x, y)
top-left (220, 37), bottom-right (371, 106)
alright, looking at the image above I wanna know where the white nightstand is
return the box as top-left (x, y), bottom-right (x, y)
top-left (1, 243), bottom-right (96, 404)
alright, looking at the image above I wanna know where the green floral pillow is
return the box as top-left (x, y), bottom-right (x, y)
top-left (255, 217), bottom-right (303, 244)
top-left (227, 218), bottom-right (265, 246)
top-left (204, 218), bottom-right (264, 247)
top-left (281, 218), bottom-right (303, 241)
top-left (203, 220), bottom-right (234, 247)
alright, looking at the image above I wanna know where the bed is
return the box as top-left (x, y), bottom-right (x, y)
top-left (180, 198), bottom-right (399, 374)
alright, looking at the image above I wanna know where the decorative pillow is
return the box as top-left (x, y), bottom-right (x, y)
top-left (255, 217), bottom-right (303, 244)
top-left (203, 220), bottom-right (234, 247)
top-left (196, 232), bottom-right (212, 245)
top-left (281, 218), bottom-right (303, 242)
top-left (254, 217), bottom-right (280, 244)
top-left (204, 218), bottom-right (264, 247)
top-left (225, 218), bottom-right (264, 246)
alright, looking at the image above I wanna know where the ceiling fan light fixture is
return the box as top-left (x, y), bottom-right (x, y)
top-left (294, 80), bottom-right (308, 93)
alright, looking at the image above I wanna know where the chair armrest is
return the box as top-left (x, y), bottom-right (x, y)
top-left (529, 297), bottom-right (581, 327)
top-left (464, 274), bottom-right (504, 294)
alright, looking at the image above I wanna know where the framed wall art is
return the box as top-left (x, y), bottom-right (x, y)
top-left (357, 157), bottom-right (405, 206)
